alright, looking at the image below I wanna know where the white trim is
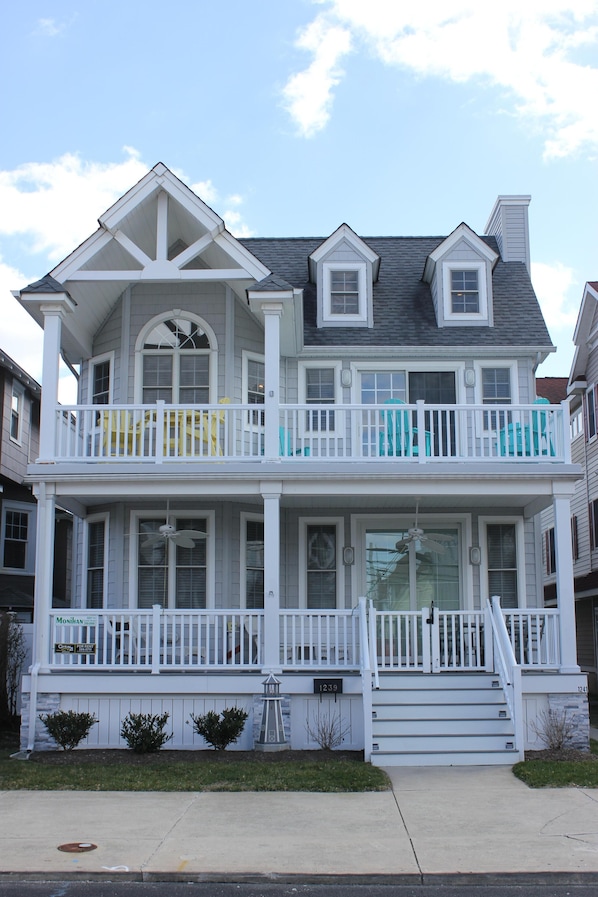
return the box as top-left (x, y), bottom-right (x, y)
top-left (88, 351), bottom-right (115, 404)
top-left (442, 261), bottom-right (488, 323)
top-left (322, 262), bottom-right (367, 324)
top-left (9, 380), bottom-right (25, 445)
top-left (240, 511), bottom-right (264, 609)
top-left (134, 310), bottom-right (218, 403)
top-left (0, 499), bottom-right (36, 575)
top-left (81, 512), bottom-right (109, 609)
top-left (298, 360), bottom-right (342, 436)
top-left (298, 517), bottom-right (344, 610)
top-left (479, 516), bottom-right (526, 609)
top-left (129, 509), bottom-right (215, 609)
top-left (352, 513), bottom-right (470, 610)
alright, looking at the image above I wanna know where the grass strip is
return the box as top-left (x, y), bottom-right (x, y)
top-left (512, 738), bottom-right (598, 788)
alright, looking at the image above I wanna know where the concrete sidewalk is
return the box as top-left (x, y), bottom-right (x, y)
top-left (1, 765), bottom-right (598, 882)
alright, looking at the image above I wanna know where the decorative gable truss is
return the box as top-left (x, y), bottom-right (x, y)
top-left (422, 223), bottom-right (499, 328)
top-left (308, 224), bottom-right (380, 329)
top-left (17, 163), bottom-right (271, 365)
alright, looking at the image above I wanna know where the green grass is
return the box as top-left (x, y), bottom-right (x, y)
top-left (512, 739), bottom-right (598, 788)
top-left (0, 733), bottom-right (389, 793)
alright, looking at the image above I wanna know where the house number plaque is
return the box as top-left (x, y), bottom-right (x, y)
top-left (313, 678), bottom-right (343, 694)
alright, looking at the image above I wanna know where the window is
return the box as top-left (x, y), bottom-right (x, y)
top-left (137, 516), bottom-right (208, 609)
top-left (139, 316), bottom-right (212, 404)
top-left (91, 358), bottom-right (111, 404)
top-left (245, 355), bottom-right (265, 427)
top-left (544, 527), bottom-right (556, 575)
top-left (451, 270), bottom-right (479, 313)
top-left (1, 502), bottom-right (35, 573)
top-left (10, 383), bottom-right (24, 443)
top-left (243, 517), bottom-right (264, 609)
top-left (86, 518), bottom-right (106, 608)
top-left (442, 262), bottom-right (488, 323)
top-left (486, 523), bottom-right (518, 608)
top-left (590, 500), bottom-right (598, 550)
top-left (322, 263), bottom-right (367, 324)
top-left (480, 365), bottom-right (513, 431)
top-left (570, 406), bottom-right (584, 440)
top-left (306, 523), bottom-right (338, 609)
top-left (330, 270), bottom-right (360, 314)
top-left (586, 387), bottom-right (597, 440)
top-left (305, 367), bottom-right (336, 432)
top-left (571, 515), bottom-right (579, 562)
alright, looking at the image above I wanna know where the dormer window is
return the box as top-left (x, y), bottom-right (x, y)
top-left (323, 262), bottom-right (367, 324)
top-left (442, 261), bottom-right (488, 324)
top-left (451, 270), bottom-right (479, 314)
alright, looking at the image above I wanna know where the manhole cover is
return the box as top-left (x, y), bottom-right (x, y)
top-left (58, 842), bottom-right (97, 853)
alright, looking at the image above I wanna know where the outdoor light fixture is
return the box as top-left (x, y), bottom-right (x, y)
top-left (343, 546), bottom-right (355, 566)
top-left (469, 546), bottom-right (481, 565)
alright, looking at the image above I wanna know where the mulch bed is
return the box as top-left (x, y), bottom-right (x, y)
top-left (29, 748), bottom-right (364, 766)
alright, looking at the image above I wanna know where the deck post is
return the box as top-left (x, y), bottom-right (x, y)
top-left (553, 488), bottom-right (580, 672)
top-left (262, 485), bottom-right (282, 671)
top-left (32, 482), bottom-right (56, 671)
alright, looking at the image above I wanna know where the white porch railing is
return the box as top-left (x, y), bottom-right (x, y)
top-left (279, 610), bottom-right (361, 668)
top-left (49, 607), bottom-right (265, 672)
top-left (369, 604), bottom-right (560, 673)
top-left (53, 401), bottom-right (568, 463)
top-left (487, 597), bottom-right (525, 759)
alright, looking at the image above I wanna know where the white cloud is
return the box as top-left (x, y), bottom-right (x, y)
top-left (0, 149), bottom-right (148, 263)
top-left (283, 0), bottom-right (598, 156)
top-left (531, 260), bottom-right (579, 330)
top-left (35, 18), bottom-right (68, 37)
top-left (282, 15), bottom-right (352, 137)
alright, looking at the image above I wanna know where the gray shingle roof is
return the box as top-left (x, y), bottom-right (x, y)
top-left (240, 236), bottom-right (553, 350)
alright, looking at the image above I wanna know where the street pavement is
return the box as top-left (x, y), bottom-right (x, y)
top-left (1, 763), bottom-right (598, 883)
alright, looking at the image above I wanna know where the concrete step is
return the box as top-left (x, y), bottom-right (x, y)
top-left (371, 733), bottom-right (515, 752)
top-left (371, 749), bottom-right (518, 767)
top-left (372, 718), bottom-right (514, 737)
top-left (373, 703), bottom-right (508, 720)
top-left (374, 688), bottom-right (505, 705)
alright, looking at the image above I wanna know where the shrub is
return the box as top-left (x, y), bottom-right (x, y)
top-left (530, 707), bottom-right (576, 751)
top-left (39, 710), bottom-right (97, 751)
top-left (120, 711), bottom-right (173, 753)
top-left (189, 707), bottom-right (248, 750)
top-left (0, 611), bottom-right (26, 728)
top-left (306, 709), bottom-right (350, 750)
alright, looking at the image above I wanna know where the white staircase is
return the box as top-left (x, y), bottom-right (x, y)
top-left (370, 672), bottom-right (518, 766)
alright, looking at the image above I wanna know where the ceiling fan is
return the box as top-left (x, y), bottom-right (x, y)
top-left (140, 504), bottom-right (206, 549)
top-left (395, 501), bottom-right (454, 555)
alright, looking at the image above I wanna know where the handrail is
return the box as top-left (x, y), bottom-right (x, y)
top-left (488, 596), bottom-right (524, 759)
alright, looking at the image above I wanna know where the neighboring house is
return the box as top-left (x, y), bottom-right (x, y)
top-left (0, 350), bottom-right (41, 623)
top-left (12, 164), bottom-right (588, 763)
top-left (541, 283), bottom-right (598, 698)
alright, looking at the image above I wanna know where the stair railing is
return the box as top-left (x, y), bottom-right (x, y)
top-left (357, 597), bottom-right (376, 761)
top-left (487, 596), bottom-right (525, 760)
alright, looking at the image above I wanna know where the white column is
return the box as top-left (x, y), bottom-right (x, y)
top-left (553, 489), bottom-right (580, 672)
top-left (32, 482), bottom-right (56, 672)
top-left (262, 304), bottom-right (283, 459)
top-left (262, 484), bottom-right (282, 671)
top-left (38, 305), bottom-right (64, 461)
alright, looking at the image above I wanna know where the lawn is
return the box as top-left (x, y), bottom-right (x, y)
top-left (0, 731), bottom-right (389, 793)
top-left (512, 738), bottom-right (598, 788)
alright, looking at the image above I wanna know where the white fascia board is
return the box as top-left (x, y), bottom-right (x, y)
top-left (572, 282), bottom-right (598, 347)
top-left (50, 229), bottom-right (114, 282)
top-left (69, 268), bottom-right (255, 282)
top-left (423, 223), bottom-right (499, 282)
top-left (308, 223), bottom-right (380, 280)
top-left (213, 230), bottom-right (270, 281)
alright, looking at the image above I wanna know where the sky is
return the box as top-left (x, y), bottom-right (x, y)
top-left (2, 0), bottom-right (598, 402)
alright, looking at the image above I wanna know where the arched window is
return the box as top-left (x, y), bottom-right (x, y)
top-left (137, 314), bottom-right (216, 404)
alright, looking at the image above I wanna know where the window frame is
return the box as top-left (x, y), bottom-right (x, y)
top-left (298, 517), bottom-right (344, 609)
top-left (544, 526), bottom-right (556, 576)
top-left (9, 381), bottom-right (25, 444)
top-left (1, 500), bottom-right (36, 574)
top-left (585, 386), bottom-right (597, 441)
top-left (322, 262), bottom-right (367, 325)
top-left (82, 513), bottom-right (109, 608)
top-left (442, 261), bottom-right (488, 323)
top-left (240, 512), bottom-right (264, 609)
top-left (242, 351), bottom-right (265, 430)
top-left (479, 517), bottom-right (525, 609)
top-left (298, 361), bottom-right (342, 436)
top-left (134, 312), bottom-right (218, 404)
top-left (474, 361), bottom-right (518, 435)
top-left (129, 509), bottom-right (215, 609)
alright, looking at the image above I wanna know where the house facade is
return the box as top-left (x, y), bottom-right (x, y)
top-left (13, 164), bottom-right (588, 764)
top-left (542, 284), bottom-right (598, 699)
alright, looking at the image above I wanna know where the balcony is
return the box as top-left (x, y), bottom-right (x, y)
top-left (52, 400), bottom-right (569, 465)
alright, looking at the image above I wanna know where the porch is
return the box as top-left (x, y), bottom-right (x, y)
top-left (46, 602), bottom-right (561, 674)
top-left (51, 400), bottom-right (569, 464)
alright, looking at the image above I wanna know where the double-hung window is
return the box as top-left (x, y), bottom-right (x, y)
top-left (303, 366), bottom-right (337, 433)
top-left (136, 515), bottom-right (209, 609)
top-left (244, 355), bottom-right (265, 428)
top-left (486, 523), bottom-right (518, 608)
top-left (586, 386), bottom-right (597, 440)
top-left (2, 503), bottom-right (35, 572)
top-left (451, 270), bottom-right (479, 313)
top-left (322, 263), bottom-right (367, 324)
top-left (243, 517), bottom-right (264, 609)
top-left (10, 383), bottom-right (24, 443)
top-left (140, 316), bottom-right (212, 404)
top-left (86, 517), bottom-right (107, 608)
top-left (480, 365), bottom-right (513, 432)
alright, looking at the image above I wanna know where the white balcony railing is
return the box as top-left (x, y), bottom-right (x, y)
top-left (52, 401), bottom-right (569, 464)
